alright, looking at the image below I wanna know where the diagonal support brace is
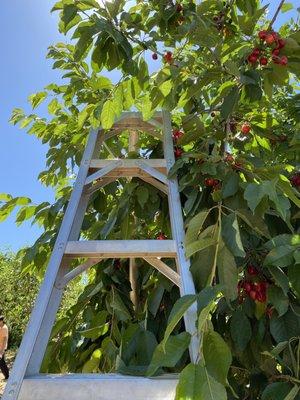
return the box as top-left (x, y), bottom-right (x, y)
top-left (143, 257), bottom-right (181, 287)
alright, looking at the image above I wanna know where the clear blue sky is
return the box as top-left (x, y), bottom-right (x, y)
top-left (0, 0), bottom-right (298, 252)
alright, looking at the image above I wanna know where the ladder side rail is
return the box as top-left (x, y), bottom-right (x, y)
top-left (3, 129), bottom-right (99, 400)
top-left (162, 110), bottom-right (199, 363)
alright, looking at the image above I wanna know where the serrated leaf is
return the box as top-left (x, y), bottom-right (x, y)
top-left (230, 310), bottom-right (251, 351)
top-left (185, 210), bottom-right (211, 245)
top-left (217, 244), bottom-right (238, 301)
top-left (222, 213), bottom-right (245, 258)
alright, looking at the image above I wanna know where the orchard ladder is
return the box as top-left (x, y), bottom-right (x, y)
top-left (3, 110), bottom-right (199, 400)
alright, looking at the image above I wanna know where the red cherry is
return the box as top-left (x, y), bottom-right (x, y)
top-left (212, 179), bottom-right (220, 187)
top-left (280, 55), bottom-right (288, 66)
top-left (232, 162), bottom-right (243, 171)
top-left (290, 174), bottom-right (300, 187)
top-left (241, 123), bottom-right (251, 134)
top-left (248, 54), bottom-right (258, 64)
top-left (174, 147), bottom-right (183, 158)
top-left (244, 282), bottom-right (252, 293)
top-left (157, 232), bottom-right (167, 240)
top-left (272, 48), bottom-right (280, 56)
top-left (271, 31), bottom-right (279, 41)
top-left (152, 53), bottom-right (158, 60)
top-left (204, 178), bottom-right (215, 187)
top-left (172, 129), bottom-right (184, 140)
top-left (164, 51), bottom-right (173, 64)
top-left (247, 265), bottom-right (258, 275)
top-left (252, 48), bottom-right (261, 56)
top-left (249, 290), bottom-right (257, 300)
top-left (277, 38), bottom-right (286, 49)
top-left (225, 153), bottom-right (234, 163)
top-left (258, 30), bottom-right (267, 40)
top-left (176, 3), bottom-right (183, 12)
top-left (265, 33), bottom-right (275, 45)
top-left (260, 57), bottom-right (268, 66)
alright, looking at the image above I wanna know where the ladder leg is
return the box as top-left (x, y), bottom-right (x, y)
top-left (162, 111), bottom-right (199, 363)
top-left (3, 131), bottom-right (98, 400)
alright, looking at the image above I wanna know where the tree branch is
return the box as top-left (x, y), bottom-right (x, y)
top-left (268, 0), bottom-right (286, 30)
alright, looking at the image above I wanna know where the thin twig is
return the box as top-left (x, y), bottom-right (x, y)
top-left (268, 0), bottom-right (286, 30)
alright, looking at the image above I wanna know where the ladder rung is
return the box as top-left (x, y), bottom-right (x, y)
top-left (89, 159), bottom-right (167, 178)
top-left (64, 240), bottom-right (177, 258)
top-left (19, 374), bottom-right (178, 400)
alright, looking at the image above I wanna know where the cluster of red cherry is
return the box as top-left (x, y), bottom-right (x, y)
top-left (290, 172), bottom-right (300, 188)
top-left (238, 265), bottom-right (268, 303)
top-left (248, 30), bottom-right (287, 66)
top-left (172, 128), bottom-right (184, 158)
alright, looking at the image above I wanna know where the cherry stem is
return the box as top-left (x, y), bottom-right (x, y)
top-left (268, 0), bottom-right (286, 30)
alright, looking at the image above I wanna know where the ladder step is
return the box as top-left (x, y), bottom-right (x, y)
top-left (64, 240), bottom-right (177, 258)
top-left (89, 159), bottom-right (167, 178)
top-left (19, 374), bottom-right (178, 400)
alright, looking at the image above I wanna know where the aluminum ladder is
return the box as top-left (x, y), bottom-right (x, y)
top-left (3, 110), bottom-right (199, 400)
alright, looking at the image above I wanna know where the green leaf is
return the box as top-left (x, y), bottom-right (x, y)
top-left (185, 210), bottom-right (211, 245)
top-left (221, 213), bottom-right (245, 258)
top-left (281, 3), bottom-right (294, 13)
top-left (217, 244), bottom-right (238, 301)
top-left (160, 80), bottom-right (172, 97)
top-left (175, 363), bottom-right (227, 400)
top-left (230, 310), bottom-right (252, 351)
top-left (110, 291), bottom-right (131, 321)
top-left (236, 209), bottom-right (270, 238)
top-left (28, 92), bottom-right (47, 109)
top-left (222, 173), bottom-right (239, 198)
top-left (288, 266), bottom-right (300, 297)
top-left (270, 310), bottom-right (300, 342)
top-left (262, 383), bottom-right (295, 400)
top-left (101, 99), bottom-right (116, 129)
top-left (162, 295), bottom-right (197, 349)
top-left (186, 238), bottom-right (216, 258)
top-left (284, 386), bottom-right (300, 400)
top-left (268, 266), bottom-right (289, 295)
top-left (264, 246), bottom-right (295, 267)
top-left (203, 330), bottom-right (232, 385)
top-left (220, 86), bottom-right (239, 120)
top-left (267, 286), bottom-right (289, 317)
top-left (136, 186), bottom-right (149, 208)
top-left (147, 332), bottom-right (190, 376)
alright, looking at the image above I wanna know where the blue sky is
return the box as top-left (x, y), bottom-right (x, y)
top-left (0, 0), bottom-right (298, 252)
